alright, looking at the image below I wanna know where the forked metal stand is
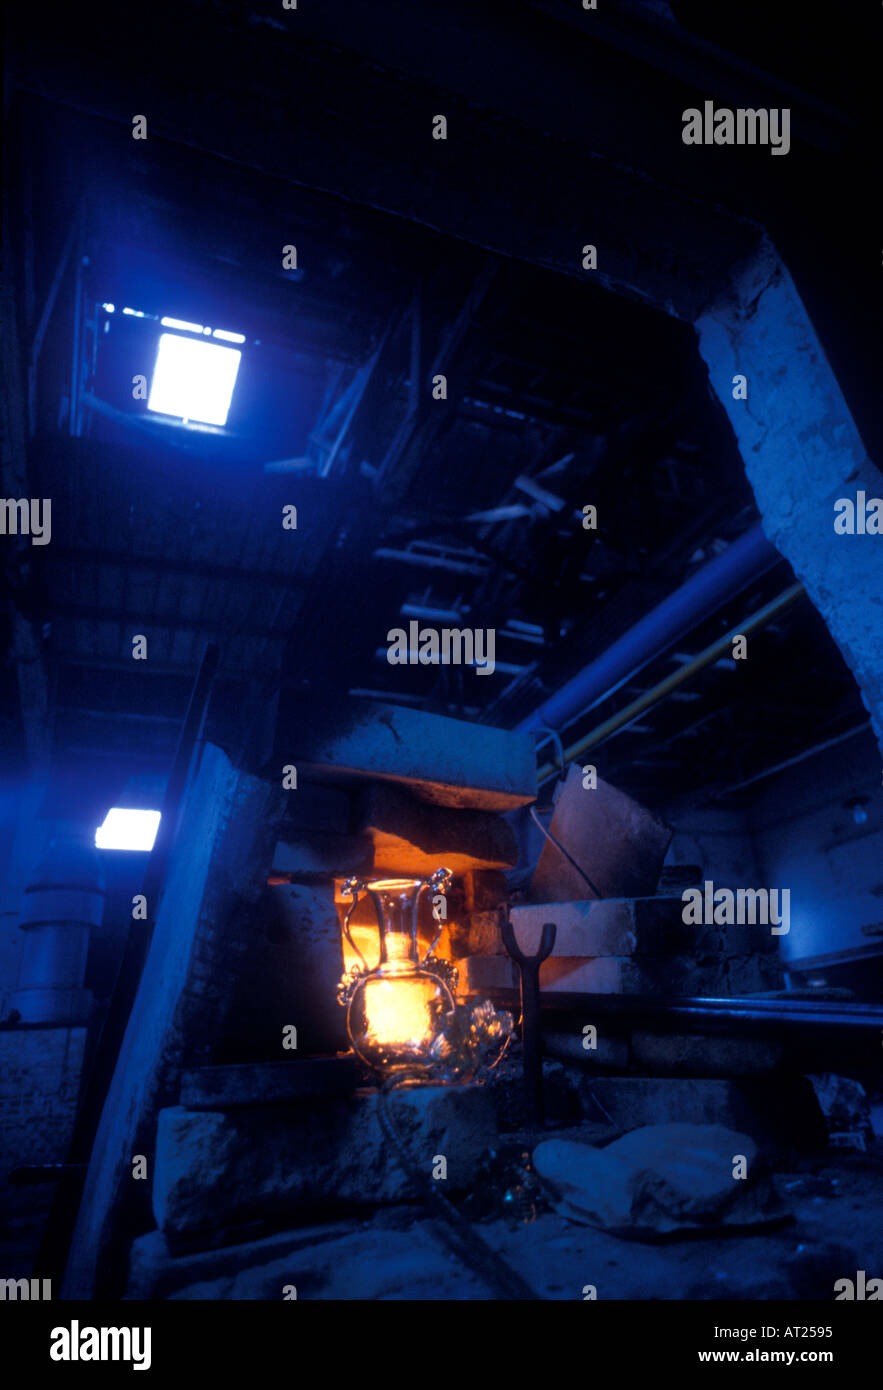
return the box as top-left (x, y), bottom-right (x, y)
top-left (501, 912), bottom-right (557, 1125)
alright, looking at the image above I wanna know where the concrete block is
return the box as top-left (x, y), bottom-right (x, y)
top-left (277, 698), bottom-right (537, 810)
top-left (530, 765), bottom-right (671, 902)
top-left (271, 834), bottom-right (372, 882)
top-left (357, 782), bottom-right (519, 874)
top-left (180, 1059), bottom-right (358, 1110)
top-left (153, 1085), bottom-right (497, 1238)
top-left (629, 1031), bottom-right (785, 1077)
top-left (508, 897), bottom-right (698, 957)
top-left (537, 954), bottom-right (782, 996)
top-left (460, 949), bottom-right (781, 998)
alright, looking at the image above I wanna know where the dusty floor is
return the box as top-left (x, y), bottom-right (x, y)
top-left (150, 1131), bottom-right (883, 1300)
top-left (473, 1141), bottom-right (883, 1301)
top-left (4, 1122), bottom-right (881, 1301)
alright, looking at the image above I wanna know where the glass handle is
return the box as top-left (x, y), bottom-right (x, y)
top-left (418, 866), bottom-right (453, 962)
top-left (341, 877), bottom-right (369, 970)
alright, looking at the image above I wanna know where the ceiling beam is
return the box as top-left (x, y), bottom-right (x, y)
top-left (7, 4), bottom-right (764, 320)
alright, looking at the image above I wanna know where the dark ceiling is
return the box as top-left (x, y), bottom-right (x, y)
top-left (1, 0), bottom-right (877, 816)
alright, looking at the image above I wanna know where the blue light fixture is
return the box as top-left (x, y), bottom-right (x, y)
top-left (95, 808), bottom-right (161, 852)
top-left (147, 331), bottom-right (242, 427)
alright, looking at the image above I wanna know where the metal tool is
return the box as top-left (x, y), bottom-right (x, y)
top-left (501, 912), bottom-right (557, 1125)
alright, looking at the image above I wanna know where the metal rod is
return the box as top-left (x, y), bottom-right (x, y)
top-left (537, 582), bottom-right (805, 784)
top-left (501, 915), bottom-right (557, 1124)
top-left (717, 720), bottom-right (871, 796)
top-left (518, 522), bottom-right (780, 737)
top-left (483, 988), bottom-right (883, 1036)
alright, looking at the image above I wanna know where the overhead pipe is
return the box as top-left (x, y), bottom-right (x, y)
top-left (516, 521), bottom-right (781, 737)
top-left (536, 582), bottom-right (806, 784)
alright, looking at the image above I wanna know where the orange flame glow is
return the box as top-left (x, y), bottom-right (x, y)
top-left (362, 974), bottom-right (437, 1047)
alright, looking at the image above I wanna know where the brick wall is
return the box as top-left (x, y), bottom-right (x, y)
top-left (0, 1026), bottom-right (87, 1179)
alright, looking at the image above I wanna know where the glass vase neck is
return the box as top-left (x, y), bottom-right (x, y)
top-left (366, 878), bottom-right (423, 965)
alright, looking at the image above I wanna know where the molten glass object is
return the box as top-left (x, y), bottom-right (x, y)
top-left (337, 869), bottom-right (514, 1080)
top-left (362, 974), bottom-right (438, 1047)
top-left (337, 870), bottom-right (458, 1075)
top-left (428, 997), bottom-right (515, 1081)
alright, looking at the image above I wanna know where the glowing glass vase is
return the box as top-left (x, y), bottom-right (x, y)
top-left (336, 868), bottom-right (458, 1076)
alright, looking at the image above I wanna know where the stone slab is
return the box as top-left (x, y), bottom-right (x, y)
top-left (530, 765), bottom-right (671, 902)
top-left (357, 782), bottom-right (519, 874)
top-left (533, 1123), bottom-right (784, 1236)
top-left (507, 898), bottom-right (697, 957)
top-left (276, 698), bottom-right (537, 810)
top-left (165, 1222), bottom-right (493, 1300)
top-left (126, 1223), bottom-right (359, 1300)
top-left (538, 955), bottom-right (782, 996)
top-left (153, 1085), bottom-right (497, 1238)
top-left (270, 834), bottom-right (372, 882)
top-left (179, 1058), bottom-right (359, 1110)
top-left (459, 952), bottom-right (782, 996)
top-left (509, 898), bottom-right (780, 957)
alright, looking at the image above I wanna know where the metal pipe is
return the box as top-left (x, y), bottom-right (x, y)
top-left (537, 582), bottom-right (805, 784)
top-left (517, 522), bottom-right (780, 737)
top-left (485, 988), bottom-right (883, 1038)
top-left (374, 547), bottom-right (490, 577)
